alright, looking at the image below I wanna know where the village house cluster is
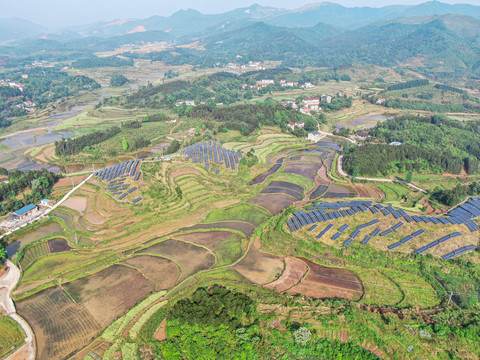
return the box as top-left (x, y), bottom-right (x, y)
top-left (242, 79), bottom-right (315, 91)
top-left (225, 61), bottom-right (265, 70)
top-left (0, 78), bottom-right (24, 92)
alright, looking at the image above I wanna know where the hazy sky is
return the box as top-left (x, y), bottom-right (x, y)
top-left (1, 0), bottom-right (480, 27)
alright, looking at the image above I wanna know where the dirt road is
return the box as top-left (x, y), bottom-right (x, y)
top-left (0, 261), bottom-right (36, 360)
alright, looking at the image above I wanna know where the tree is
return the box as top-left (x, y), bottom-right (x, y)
top-left (0, 244), bottom-right (6, 260)
top-left (110, 74), bottom-right (130, 87)
top-left (165, 140), bottom-right (181, 155)
top-left (304, 118), bottom-right (317, 132)
top-left (293, 327), bottom-right (311, 346)
top-left (352, 166), bottom-right (360, 179)
top-left (122, 137), bottom-right (129, 151)
top-left (406, 170), bottom-right (413, 183)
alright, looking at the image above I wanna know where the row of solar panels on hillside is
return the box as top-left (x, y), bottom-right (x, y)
top-left (388, 229), bottom-right (425, 249)
top-left (414, 232), bottom-right (463, 254)
top-left (132, 197), bottom-right (142, 204)
top-left (442, 245), bottom-right (477, 260)
top-left (291, 201), bottom-right (478, 233)
top-left (181, 141), bottom-right (242, 172)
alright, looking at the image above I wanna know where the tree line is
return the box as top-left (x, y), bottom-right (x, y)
top-left (55, 127), bottom-right (121, 156)
top-left (386, 79), bottom-right (430, 91)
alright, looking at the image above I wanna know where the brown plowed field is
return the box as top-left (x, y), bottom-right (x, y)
top-left (234, 246), bottom-right (285, 285)
top-left (181, 221), bottom-right (256, 237)
top-left (264, 258), bottom-right (308, 293)
top-left (283, 168), bottom-right (316, 182)
top-left (287, 260), bottom-right (363, 300)
top-left (268, 181), bottom-right (304, 193)
top-left (63, 265), bottom-right (154, 328)
top-left (53, 176), bottom-right (88, 189)
top-left (17, 287), bottom-right (101, 360)
top-left (261, 186), bottom-right (303, 200)
top-left (248, 194), bottom-right (296, 215)
top-left (47, 238), bottom-right (72, 253)
top-left (123, 255), bottom-right (181, 291)
top-left (62, 197), bottom-right (87, 213)
top-left (173, 230), bottom-right (242, 250)
top-left (140, 239), bottom-right (215, 281)
top-left (171, 168), bottom-right (201, 179)
top-left (353, 184), bottom-right (385, 200)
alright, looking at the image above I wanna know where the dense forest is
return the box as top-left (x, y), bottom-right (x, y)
top-left (190, 102), bottom-right (313, 135)
top-left (55, 127), bottom-right (121, 156)
top-left (156, 286), bottom-right (380, 359)
top-left (344, 115), bottom-right (480, 176)
top-left (0, 168), bottom-right (62, 215)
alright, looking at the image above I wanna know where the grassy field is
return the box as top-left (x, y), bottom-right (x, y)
top-left (0, 315), bottom-right (25, 358)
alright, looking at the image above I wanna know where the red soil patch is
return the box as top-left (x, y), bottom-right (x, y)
top-left (318, 166), bottom-right (330, 183)
top-left (264, 258), bottom-right (308, 293)
top-left (154, 318), bottom-right (167, 341)
top-left (61, 197), bottom-right (87, 213)
top-left (287, 260), bottom-right (363, 301)
top-left (53, 176), bottom-right (88, 189)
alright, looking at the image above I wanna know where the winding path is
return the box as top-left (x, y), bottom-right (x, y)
top-left (0, 261), bottom-right (36, 360)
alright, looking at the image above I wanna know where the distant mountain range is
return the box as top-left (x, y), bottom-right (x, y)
top-left (1, 2), bottom-right (480, 81)
top-left (3, 1), bottom-right (480, 42)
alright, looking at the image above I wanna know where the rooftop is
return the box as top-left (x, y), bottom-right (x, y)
top-left (13, 203), bottom-right (36, 216)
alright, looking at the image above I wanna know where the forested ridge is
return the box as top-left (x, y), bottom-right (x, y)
top-left (55, 127), bottom-right (121, 156)
top-left (344, 115), bottom-right (480, 176)
top-left (155, 286), bottom-right (380, 359)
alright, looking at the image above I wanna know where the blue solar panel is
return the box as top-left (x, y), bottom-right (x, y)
top-left (369, 207), bottom-right (379, 214)
top-left (342, 238), bottom-right (354, 247)
top-left (388, 242), bottom-right (402, 249)
top-left (331, 232), bottom-right (342, 240)
top-left (361, 235), bottom-right (372, 245)
top-left (411, 229), bottom-right (425, 237)
top-left (338, 224), bottom-right (349, 232)
top-left (370, 228), bottom-right (381, 237)
top-left (308, 225), bottom-right (317, 232)
top-left (316, 224), bottom-right (333, 239)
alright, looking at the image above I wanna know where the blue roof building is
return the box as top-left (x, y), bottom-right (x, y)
top-left (9, 203), bottom-right (37, 219)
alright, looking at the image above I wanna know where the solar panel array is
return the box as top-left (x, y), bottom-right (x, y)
top-left (94, 160), bottom-right (141, 203)
top-left (446, 197), bottom-right (480, 232)
top-left (414, 232), bottom-right (463, 254)
top-left (180, 140), bottom-right (243, 173)
top-left (442, 245), bottom-right (477, 260)
top-left (289, 200), bottom-right (479, 235)
top-left (287, 200), bottom-right (479, 259)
